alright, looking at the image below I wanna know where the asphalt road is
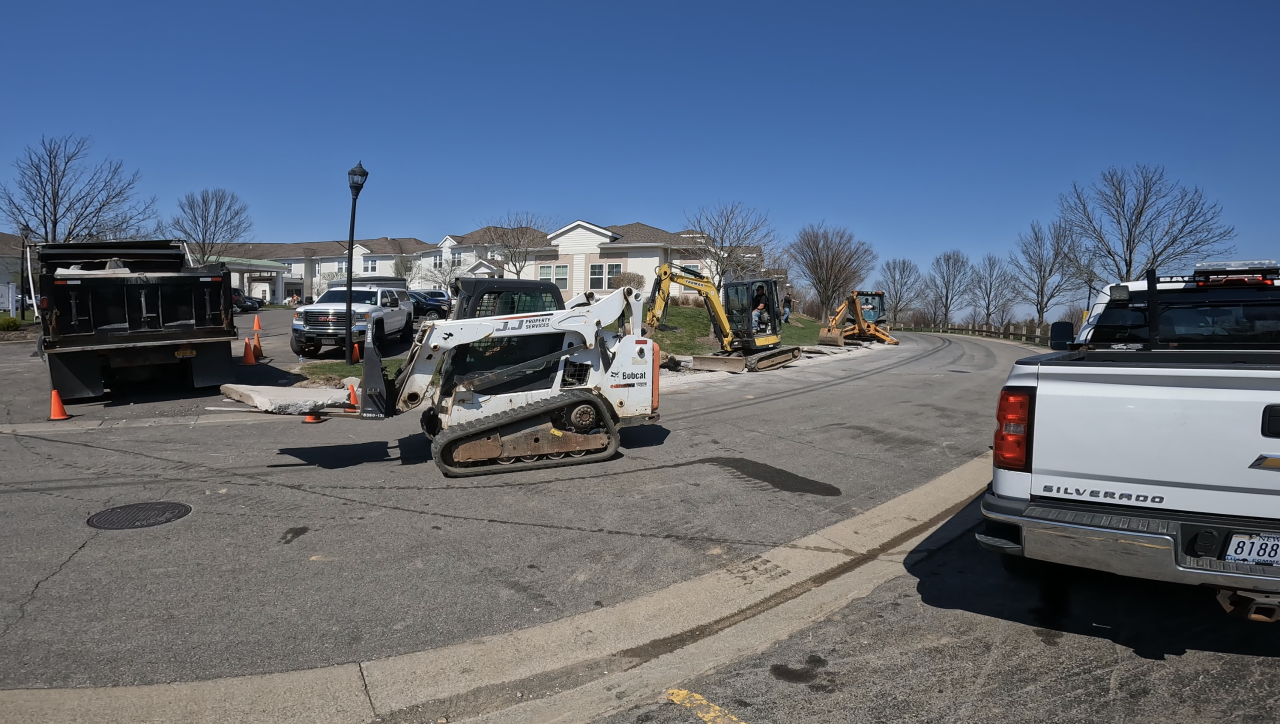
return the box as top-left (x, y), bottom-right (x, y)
top-left (598, 498), bottom-right (1280, 724)
top-left (0, 332), bottom-right (1024, 692)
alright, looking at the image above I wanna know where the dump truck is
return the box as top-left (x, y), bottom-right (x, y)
top-left (37, 240), bottom-right (238, 399)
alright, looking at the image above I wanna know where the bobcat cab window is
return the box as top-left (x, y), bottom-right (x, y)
top-left (441, 333), bottom-right (568, 396)
top-left (473, 291), bottom-right (560, 317)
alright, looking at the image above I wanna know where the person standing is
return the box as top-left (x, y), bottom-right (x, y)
top-left (782, 292), bottom-right (793, 324)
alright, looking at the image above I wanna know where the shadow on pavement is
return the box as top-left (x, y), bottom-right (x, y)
top-left (277, 434), bottom-right (433, 470)
top-left (619, 425), bottom-right (670, 449)
top-left (907, 498), bottom-right (1280, 661)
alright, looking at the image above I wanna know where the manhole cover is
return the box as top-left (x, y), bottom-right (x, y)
top-left (87, 502), bottom-right (192, 530)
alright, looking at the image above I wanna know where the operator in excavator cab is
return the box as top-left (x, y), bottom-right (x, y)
top-left (752, 284), bottom-right (771, 333)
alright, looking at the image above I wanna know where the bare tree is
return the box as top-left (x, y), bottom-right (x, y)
top-left (969, 253), bottom-right (1017, 326)
top-left (683, 202), bottom-right (778, 288)
top-left (924, 250), bottom-right (973, 325)
top-left (483, 211), bottom-right (552, 278)
top-left (1008, 219), bottom-right (1078, 324)
top-left (609, 271), bottom-right (644, 290)
top-left (787, 222), bottom-right (878, 323)
top-left (170, 188), bottom-right (253, 265)
top-left (1058, 164), bottom-right (1235, 282)
top-left (1, 134), bottom-right (159, 244)
top-left (874, 258), bottom-right (923, 323)
top-left (423, 261), bottom-right (463, 291)
top-left (393, 255), bottom-right (421, 284)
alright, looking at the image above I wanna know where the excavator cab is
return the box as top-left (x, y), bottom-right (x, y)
top-left (854, 292), bottom-right (885, 325)
top-left (722, 279), bottom-right (782, 342)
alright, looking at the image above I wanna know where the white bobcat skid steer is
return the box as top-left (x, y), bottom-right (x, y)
top-left (361, 286), bottom-right (660, 477)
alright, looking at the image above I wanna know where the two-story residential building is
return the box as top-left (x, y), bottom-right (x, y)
top-left (221, 237), bottom-right (433, 301)
top-left (431, 221), bottom-right (725, 299)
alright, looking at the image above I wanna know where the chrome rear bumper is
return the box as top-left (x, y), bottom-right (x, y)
top-left (980, 493), bottom-right (1280, 594)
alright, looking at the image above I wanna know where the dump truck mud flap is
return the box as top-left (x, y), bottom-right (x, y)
top-left (47, 349), bottom-right (103, 400)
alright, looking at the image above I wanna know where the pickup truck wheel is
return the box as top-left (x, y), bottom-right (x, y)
top-left (399, 316), bottom-right (414, 342)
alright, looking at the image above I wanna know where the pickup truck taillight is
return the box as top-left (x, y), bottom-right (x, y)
top-left (994, 386), bottom-right (1035, 471)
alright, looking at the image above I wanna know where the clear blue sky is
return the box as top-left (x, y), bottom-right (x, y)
top-left (2, 0), bottom-right (1276, 269)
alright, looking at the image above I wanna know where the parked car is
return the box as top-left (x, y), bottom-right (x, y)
top-left (230, 288), bottom-right (259, 313)
top-left (290, 284), bottom-right (414, 357)
top-left (419, 289), bottom-right (453, 312)
top-left (407, 291), bottom-right (450, 321)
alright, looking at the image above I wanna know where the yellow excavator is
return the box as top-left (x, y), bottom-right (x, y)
top-left (645, 263), bottom-right (802, 372)
top-left (818, 290), bottom-right (900, 346)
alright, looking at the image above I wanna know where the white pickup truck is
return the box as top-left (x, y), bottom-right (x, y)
top-left (979, 260), bottom-right (1280, 621)
top-left (291, 282), bottom-right (414, 357)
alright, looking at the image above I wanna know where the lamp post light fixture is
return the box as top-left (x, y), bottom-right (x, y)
top-left (344, 162), bottom-right (369, 365)
top-left (18, 224), bottom-right (32, 320)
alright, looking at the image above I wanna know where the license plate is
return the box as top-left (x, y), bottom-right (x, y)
top-left (1225, 533), bottom-right (1280, 566)
top-left (174, 349), bottom-right (196, 358)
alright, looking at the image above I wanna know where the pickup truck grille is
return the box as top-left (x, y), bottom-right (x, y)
top-left (304, 311), bottom-right (348, 326)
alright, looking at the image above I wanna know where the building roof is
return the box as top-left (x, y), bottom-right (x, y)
top-left (604, 222), bottom-right (689, 247)
top-left (222, 237), bottom-right (431, 260)
top-left (445, 226), bottom-right (546, 248)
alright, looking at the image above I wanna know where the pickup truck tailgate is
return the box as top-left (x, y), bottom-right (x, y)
top-left (1033, 363), bottom-right (1280, 518)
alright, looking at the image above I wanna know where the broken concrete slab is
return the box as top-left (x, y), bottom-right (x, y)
top-left (220, 384), bottom-right (352, 415)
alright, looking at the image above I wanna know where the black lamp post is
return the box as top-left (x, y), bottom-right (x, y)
top-left (344, 162), bottom-right (369, 365)
top-left (18, 224), bottom-right (32, 320)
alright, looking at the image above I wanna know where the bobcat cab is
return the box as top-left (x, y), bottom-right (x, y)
top-left (646, 263), bottom-right (801, 372)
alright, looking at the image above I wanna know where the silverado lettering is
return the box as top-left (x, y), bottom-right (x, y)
top-left (1041, 485), bottom-right (1164, 504)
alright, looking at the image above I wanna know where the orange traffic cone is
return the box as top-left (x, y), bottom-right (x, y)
top-left (302, 413), bottom-right (326, 424)
top-left (351, 343), bottom-right (361, 364)
top-left (348, 384), bottom-right (359, 407)
top-left (48, 390), bottom-right (70, 421)
top-left (253, 332), bottom-right (264, 359)
top-left (240, 337), bottom-right (257, 365)
top-left (253, 315), bottom-right (262, 331)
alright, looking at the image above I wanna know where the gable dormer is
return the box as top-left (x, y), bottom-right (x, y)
top-left (546, 220), bottom-right (618, 255)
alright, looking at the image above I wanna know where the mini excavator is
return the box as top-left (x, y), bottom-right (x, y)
top-left (644, 263), bottom-right (801, 372)
top-left (818, 291), bottom-right (899, 346)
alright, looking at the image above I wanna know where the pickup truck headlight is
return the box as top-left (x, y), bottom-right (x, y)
top-left (354, 312), bottom-right (370, 322)
top-left (293, 312), bottom-right (301, 320)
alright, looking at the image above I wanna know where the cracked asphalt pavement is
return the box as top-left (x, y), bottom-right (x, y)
top-left (2, 335), bottom-right (1100, 721)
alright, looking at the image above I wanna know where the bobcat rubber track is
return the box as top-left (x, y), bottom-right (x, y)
top-left (430, 389), bottom-right (620, 478)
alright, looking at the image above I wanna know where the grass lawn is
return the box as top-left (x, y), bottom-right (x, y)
top-left (300, 358), bottom-right (405, 385)
top-left (645, 304), bottom-right (823, 355)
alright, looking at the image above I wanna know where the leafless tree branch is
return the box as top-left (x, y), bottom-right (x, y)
top-left (483, 211), bottom-right (552, 278)
top-left (1057, 164), bottom-right (1235, 282)
top-left (683, 202), bottom-right (778, 289)
top-left (787, 222), bottom-right (878, 323)
top-left (924, 250), bottom-right (973, 325)
top-left (874, 258), bottom-right (923, 323)
top-left (170, 188), bottom-right (253, 265)
top-left (969, 253), bottom-right (1017, 326)
top-left (1, 134), bottom-right (159, 243)
top-left (1007, 218), bottom-right (1079, 324)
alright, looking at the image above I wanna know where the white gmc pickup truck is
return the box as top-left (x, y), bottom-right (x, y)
top-left (979, 260), bottom-right (1280, 621)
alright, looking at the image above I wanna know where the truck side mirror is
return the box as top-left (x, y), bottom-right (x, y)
top-left (1049, 321), bottom-right (1074, 350)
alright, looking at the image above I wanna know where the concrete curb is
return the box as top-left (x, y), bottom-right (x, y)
top-left (0, 452), bottom-right (992, 724)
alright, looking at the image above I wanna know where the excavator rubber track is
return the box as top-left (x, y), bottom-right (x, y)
top-left (744, 345), bottom-right (802, 371)
top-left (431, 389), bottom-right (620, 478)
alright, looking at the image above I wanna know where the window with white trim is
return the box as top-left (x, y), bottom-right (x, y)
top-left (554, 264), bottom-right (568, 290)
top-left (539, 265), bottom-right (553, 283)
top-left (335, 259), bottom-right (347, 273)
top-left (432, 253), bottom-right (443, 269)
top-left (282, 262), bottom-right (293, 275)
top-left (589, 264), bottom-right (605, 290)
top-left (607, 263), bottom-right (622, 284)
top-left (451, 251), bottom-right (462, 267)
top-left (362, 258), bottom-right (378, 273)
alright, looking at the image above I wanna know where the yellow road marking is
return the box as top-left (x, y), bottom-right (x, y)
top-left (666, 689), bottom-right (746, 723)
